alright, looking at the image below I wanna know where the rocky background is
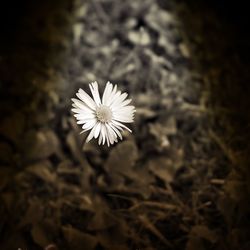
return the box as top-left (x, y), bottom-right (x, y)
top-left (0, 0), bottom-right (249, 249)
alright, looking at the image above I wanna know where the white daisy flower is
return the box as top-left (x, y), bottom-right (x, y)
top-left (71, 81), bottom-right (136, 146)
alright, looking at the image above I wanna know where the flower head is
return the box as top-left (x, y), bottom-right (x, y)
top-left (71, 81), bottom-right (136, 146)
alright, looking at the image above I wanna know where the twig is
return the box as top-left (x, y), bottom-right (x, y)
top-left (210, 179), bottom-right (225, 185)
top-left (92, 0), bottom-right (110, 24)
top-left (196, 201), bottom-right (212, 210)
top-left (138, 215), bottom-right (173, 248)
top-left (129, 201), bottom-right (179, 212)
top-left (209, 130), bottom-right (237, 164)
top-left (107, 193), bottom-right (135, 202)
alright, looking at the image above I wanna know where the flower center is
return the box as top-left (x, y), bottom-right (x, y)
top-left (96, 105), bottom-right (112, 123)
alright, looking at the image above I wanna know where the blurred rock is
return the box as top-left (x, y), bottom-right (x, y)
top-left (31, 224), bottom-right (51, 248)
top-left (0, 166), bottom-right (13, 190)
top-left (0, 112), bottom-right (25, 144)
top-left (45, 244), bottom-right (58, 250)
top-left (105, 140), bottom-right (138, 177)
top-left (25, 161), bottom-right (56, 184)
top-left (146, 157), bottom-right (174, 184)
top-left (63, 226), bottom-right (98, 250)
top-left (128, 29), bottom-right (151, 46)
top-left (0, 142), bottom-right (13, 164)
top-left (23, 129), bottom-right (61, 161)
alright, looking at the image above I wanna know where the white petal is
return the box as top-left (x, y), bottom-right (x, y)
top-left (72, 103), bottom-right (77, 108)
top-left (106, 124), bottom-right (117, 144)
top-left (80, 126), bottom-right (92, 134)
top-left (89, 81), bottom-right (101, 105)
top-left (94, 122), bottom-right (101, 139)
top-left (112, 115), bottom-right (134, 123)
top-left (104, 124), bottom-right (116, 146)
top-left (74, 113), bottom-right (96, 120)
top-left (104, 126), bottom-right (110, 147)
top-left (109, 90), bottom-right (121, 107)
top-left (111, 99), bottom-right (132, 111)
top-left (112, 99), bottom-right (132, 110)
top-left (102, 81), bottom-right (113, 105)
top-left (98, 132), bottom-right (103, 145)
top-left (71, 98), bottom-right (94, 113)
top-left (113, 105), bottom-right (136, 115)
top-left (110, 122), bottom-right (123, 131)
top-left (86, 124), bottom-right (97, 143)
top-left (71, 108), bottom-right (94, 114)
top-left (111, 120), bottom-right (132, 133)
top-left (101, 124), bottom-right (106, 145)
top-left (106, 84), bottom-right (118, 106)
top-left (108, 123), bottom-right (123, 140)
top-left (111, 92), bottom-right (128, 107)
top-left (77, 88), bottom-right (96, 110)
top-left (77, 118), bottom-right (95, 124)
top-left (112, 106), bottom-right (135, 123)
top-left (82, 119), bottom-right (96, 130)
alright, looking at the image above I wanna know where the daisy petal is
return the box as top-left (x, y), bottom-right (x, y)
top-left (89, 81), bottom-right (101, 105)
top-left (111, 92), bottom-right (128, 107)
top-left (94, 122), bottom-right (101, 139)
top-left (74, 113), bottom-right (96, 120)
top-left (100, 124), bottom-right (106, 145)
top-left (102, 81), bottom-right (113, 105)
top-left (105, 126), bottom-right (110, 147)
top-left (71, 108), bottom-right (92, 114)
top-left (82, 118), bottom-right (96, 130)
top-left (98, 132), bottom-right (103, 145)
top-left (77, 88), bottom-right (96, 110)
top-left (108, 123), bottom-right (122, 140)
top-left (112, 120), bottom-right (132, 133)
top-left (86, 123), bottom-right (98, 143)
top-left (106, 84), bottom-right (118, 106)
top-left (111, 99), bottom-right (132, 111)
top-left (71, 98), bottom-right (94, 113)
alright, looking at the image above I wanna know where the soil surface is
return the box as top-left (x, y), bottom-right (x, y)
top-left (0, 0), bottom-right (249, 250)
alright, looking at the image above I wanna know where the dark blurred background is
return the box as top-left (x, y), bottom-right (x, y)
top-left (0, 0), bottom-right (250, 249)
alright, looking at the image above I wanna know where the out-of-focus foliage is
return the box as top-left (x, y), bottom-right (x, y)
top-left (0, 0), bottom-right (249, 249)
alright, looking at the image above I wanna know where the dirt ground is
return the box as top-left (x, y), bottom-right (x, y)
top-left (0, 0), bottom-right (249, 250)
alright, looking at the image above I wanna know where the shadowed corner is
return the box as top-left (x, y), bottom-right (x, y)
top-left (176, 0), bottom-right (250, 249)
top-left (0, 0), bottom-right (74, 163)
top-left (0, 1), bottom-right (75, 249)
